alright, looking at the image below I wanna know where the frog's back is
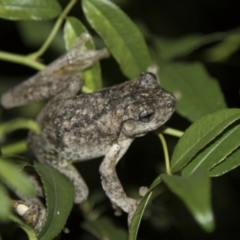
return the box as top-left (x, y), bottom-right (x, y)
top-left (28, 84), bottom-right (131, 162)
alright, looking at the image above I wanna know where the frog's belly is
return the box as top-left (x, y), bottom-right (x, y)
top-left (59, 143), bottom-right (107, 162)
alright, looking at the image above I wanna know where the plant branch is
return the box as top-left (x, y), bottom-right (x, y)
top-left (158, 133), bottom-right (171, 175)
top-left (28, 0), bottom-right (77, 60)
top-left (1, 141), bottom-right (27, 156)
top-left (163, 127), bottom-right (184, 138)
top-left (0, 51), bottom-right (45, 70)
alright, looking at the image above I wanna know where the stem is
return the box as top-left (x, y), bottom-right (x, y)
top-left (28, 0), bottom-right (77, 60)
top-left (158, 133), bottom-right (171, 175)
top-left (1, 141), bottom-right (27, 156)
top-left (82, 85), bottom-right (93, 93)
top-left (163, 127), bottom-right (184, 138)
top-left (0, 0), bottom-right (77, 70)
top-left (0, 119), bottom-right (40, 138)
top-left (0, 51), bottom-right (45, 70)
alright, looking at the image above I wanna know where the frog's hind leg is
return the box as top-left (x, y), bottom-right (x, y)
top-left (1, 33), bottom-right (110, 109)
top-left (28, 129), bottom-right (89, 204)
top-left (38, 154), bottom-right (89, 204)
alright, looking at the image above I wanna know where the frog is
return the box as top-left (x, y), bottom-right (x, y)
top-left (1, 33), bottom-right (176, 232)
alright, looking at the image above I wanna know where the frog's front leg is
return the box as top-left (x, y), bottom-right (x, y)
top-left (99, 138), bottom-right (140, 225)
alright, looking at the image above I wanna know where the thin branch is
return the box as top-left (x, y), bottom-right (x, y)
top-left (28, 0), bottom-right (77, 60)
top-left (0, 51), bottom-right (45, 70)
top-left (158, 133), bottom-right (171, 175)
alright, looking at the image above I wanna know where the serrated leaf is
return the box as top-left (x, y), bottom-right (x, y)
top-left (0, 158), bottom-right (36, 197)
top-left (171, 109), bottom-right (240, 173)
top-left (35, 162), bottom-right (74, 240)
top-left (209, 147), bottom-right (240, 177)
top-left (160, 62), bottom-right (227, 122)
top-left (182, 122), bottom-right (240, 176)
top-left (0, 182), bottom-right (11, 221)
top-left (10, 214), bottom-right (37, 240)
top-left (82, 217), bottom-right (128, 240)
top-left (0, 0), bottom-right (61, 20)
top-left (64, 16), bottom-right (102, 90)
top-left (162, 168), bottom-right (214, 232)
top-left (82, 0), bottom-right (151, 79)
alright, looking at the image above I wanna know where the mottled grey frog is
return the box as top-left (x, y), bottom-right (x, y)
top-left (1, 34), bottom-right (176, 231)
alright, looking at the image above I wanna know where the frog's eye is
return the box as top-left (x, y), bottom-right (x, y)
top-left (139, 109), bottom-right (154, 123)
top-left (138, 72), bottom-right (158, 88)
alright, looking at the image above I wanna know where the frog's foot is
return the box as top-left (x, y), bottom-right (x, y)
top-left (54, 33), bottom-right (110, 74)
top-left (112, 204), bottom-right (123, 216)
top-left (139, 186), bottom-right (149, 197)
top-left (126, 198), bottom-right (142, 226)
top-left (126, 187), bottom-right (149, 225)
top-left (13, 198), bottom-right (46, 233)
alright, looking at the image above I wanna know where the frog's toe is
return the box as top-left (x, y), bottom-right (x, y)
top-left (74, 183), bottom-right (89, 204)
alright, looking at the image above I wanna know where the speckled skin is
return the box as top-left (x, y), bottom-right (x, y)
top-left (1, 34), bottom-right (176, 230)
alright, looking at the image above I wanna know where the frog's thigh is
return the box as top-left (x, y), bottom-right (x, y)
top-left (46, 159), bottom-right (89, 204)
top-left (99, 139), bottom-right (139, 214)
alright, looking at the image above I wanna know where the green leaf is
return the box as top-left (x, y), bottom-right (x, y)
top-left (148, 175), bottom-right (162, 190)
top-left (160, 62), bottom-right (227, 122)
top-left (155, 31), bottom-right (232, 62)
top-left (0, 158), bottom-right (36, 197)
top-left (155, 27), bottom-right (240, 63)
top-left (35, 162), bottom-right (74, 240)
top-left (129, 192), bottom-right (152, 240)
top-left (64, 17), bottom-right (85, 50)
top-left (82, 0), bottom-right (151, 79)
top-left (82, 217), bottom-right (128, 240)
top-left (64, 16), bottom-right (102, 90)
top-left (156, 34), bottom-right (204, 61)
top-left (162, 168), bottom-right (214, 232)
top-left (171, 109), bottom-right (240, 173)
top-left (0, 182), bottom-right (11, 221)
top-left (182, 122), bottom-right (240, 176)
top-left (209, 147), bottom-right (240, 177)
top-left (129, 176), bottom-right (161, 240)
top-left (10, 214), bottom-right (38, 240)
top-left (128, 176), bottom-right (161, 240)
top-left (0, 0), bottom-right (61, 20)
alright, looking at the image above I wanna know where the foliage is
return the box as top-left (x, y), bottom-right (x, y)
top-left (0, 0), bottom-right (240, 239)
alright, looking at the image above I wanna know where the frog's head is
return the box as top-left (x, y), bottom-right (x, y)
top-left (121, 72), bottom-right (176, 138)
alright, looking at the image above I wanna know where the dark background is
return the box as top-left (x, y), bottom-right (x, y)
top-left (1, 0), bottom-right (240, 239)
